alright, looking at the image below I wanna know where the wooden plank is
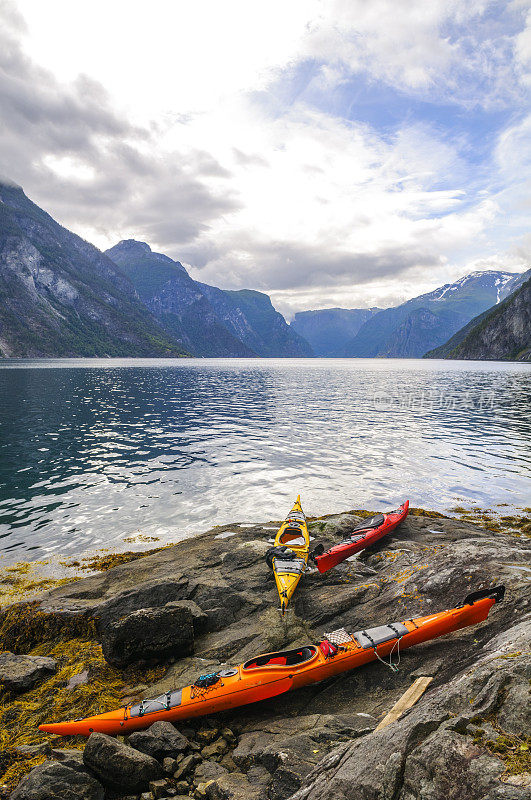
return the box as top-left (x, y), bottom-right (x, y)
top-left (374, 676), bottom-right (433, 731)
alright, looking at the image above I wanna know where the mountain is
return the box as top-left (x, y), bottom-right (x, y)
top-left (106, 241), bottom-right (313, 358)
top-left (199, 284), bottom-right (314, 357)
top-left (343, 270), bottom-right (522, 358)
top-left (290, 307), bottom-right (380, 356)
top-left (0, 182), bottom-right (187, 358)
top-left (105, 241), bottom-right (254, 357)
top-left (424, 274), bottom-right (531, 361)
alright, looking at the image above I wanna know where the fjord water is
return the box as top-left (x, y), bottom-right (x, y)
top-left (0, 358), bottom-right (529, 563)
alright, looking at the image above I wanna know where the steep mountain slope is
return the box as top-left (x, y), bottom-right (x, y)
top-left (425, 275), bottom-right (531, 361)
top-left (343, 270), bottom-right (521, 358)
top-left (106, 240), bottom-right (313, 357)
top-left (290, 307), bottom-right (380, 356)
top-left (200, 286), bottom-right (314, 357)
top-left (105, 241), bottom-right (254, 357)
top-left (0, 182), bottom-right (187, 358)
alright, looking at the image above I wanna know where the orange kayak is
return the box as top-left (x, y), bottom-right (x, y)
top-left (38, 585), bottom-right (504, 737)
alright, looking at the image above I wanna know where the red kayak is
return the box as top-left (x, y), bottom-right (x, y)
top-left (313, 501), bottom-right (409, 573)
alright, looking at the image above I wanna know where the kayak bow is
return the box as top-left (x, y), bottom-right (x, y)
top-left (313, 501), bottom-right (409, 573)
top-left (38, 584), bottom-right (504, 737)
top-left (266, 495), bottom-right (310, 615)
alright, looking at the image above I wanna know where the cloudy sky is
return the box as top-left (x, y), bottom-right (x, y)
top-left (1, 0), bottom-right (530, 315)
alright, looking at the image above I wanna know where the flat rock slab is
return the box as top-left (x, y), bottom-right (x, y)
top-left (0, 651), bottom-right (57, 693)
top-left (4, 509), bottom-right (530, 800)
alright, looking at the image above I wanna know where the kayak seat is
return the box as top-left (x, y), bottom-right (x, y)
top-left (351, 513), bottom-right (385, 532)
top-left (129, 689), bottom-right (182, 717)
top-left (353, 622), bottom-right (409, 650)
top-left (243, 646), bottom-right (316, 670)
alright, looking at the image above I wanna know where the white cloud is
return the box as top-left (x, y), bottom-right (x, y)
top-left (1, 0), bottom-right (530, 316)
top-left (514, 7), bottom-right (531, 86)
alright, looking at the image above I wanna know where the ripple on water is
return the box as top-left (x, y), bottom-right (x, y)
top-left (0, 358), bottom-right (529, 563)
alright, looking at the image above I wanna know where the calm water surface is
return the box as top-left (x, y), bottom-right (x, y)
top-left (0, 358), bottom-right (529, 563)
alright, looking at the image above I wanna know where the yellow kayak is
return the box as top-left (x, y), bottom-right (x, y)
top-left (266, 495), bottom-right (309, 615)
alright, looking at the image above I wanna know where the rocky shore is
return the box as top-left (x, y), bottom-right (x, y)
top-left (0, 508), bottom-right (530, 799)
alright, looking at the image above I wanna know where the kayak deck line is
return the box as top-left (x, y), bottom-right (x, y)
top-left (38, 584), bottom-right (505, 738)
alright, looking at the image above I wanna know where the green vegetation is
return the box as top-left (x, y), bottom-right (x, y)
top-left (0, 636), bottom-right (165, 791)
top-left (447, 506), bottom-right (530, 536)
top-left (472, 723), bottom-right (531, 778)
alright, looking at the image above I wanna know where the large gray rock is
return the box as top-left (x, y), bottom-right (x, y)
top-left (232, 713), bottom-right (374, 799)
top-left (127, 720), bottom-right (189, 759)
top-left (400, 728), bottom-right (524, 800)
top-left (10, 759), bottom-right (104, 800)
top-left (194, 759), bottom-right (228, 783)
top-left (0, 651), bottom-right (57, 693)
top-left (95, 578), bottom-right (190, 630)
top-left (83, 731), bottom-right (163, 792)
top-left (99, 605), bottom-right (195, 667)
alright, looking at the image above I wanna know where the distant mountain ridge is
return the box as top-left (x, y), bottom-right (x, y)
top-left (198, 283), bottom-right (313, 357)
top-left (425, 272), bottom-right (531, 361)
top-left (2, 180), bottom-right (527, 362)
top-left (290, 307), bottom-right (380, 356)
top-left (0, 183), bottom-right (187, 357)
top-left (105, 240), bottom-right (254, 357)
top-left (106, 240), bottom-right (313, 358)
top-left (343, 270), bottom-right (523, 358)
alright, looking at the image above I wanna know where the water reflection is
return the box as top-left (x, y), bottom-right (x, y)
top-left (0, 358), bottom-right (529, 562)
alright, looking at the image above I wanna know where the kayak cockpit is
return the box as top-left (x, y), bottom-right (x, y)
top-left (242, 645), bottom-right (317, 670)
top-left (279, 532), bottom-right (307, 546)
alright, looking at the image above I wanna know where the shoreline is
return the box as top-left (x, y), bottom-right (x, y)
top-left (1, 504), bottom-right (529, 611)
top-left (1, 506), bottom-right (530, 798)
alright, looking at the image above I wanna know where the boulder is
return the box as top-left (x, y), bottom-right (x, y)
top-left (83, 732), bottom-right (163, 792)
top-left (100, 605), bottom-right (195, 667)
top-left (95, 578), bottom-right (190, 630)
top-left (127, 721), bottom-right (189, 760)
top-left (232, 714), bottom-right (373, 799)
top-left (201, 738), bottom-right (228, 760)
top-left (149, 777), bottom-right (172, 798)
top-left (0, 652), bottom-right (57, 693)
top-left (205, 771), bottom-right (265, 800)
top-left (400, 728), bottom-right (527, 800)
top-left (165, 600), bottom-right (208, 634)
top-left (173, 752), bottom-right (201, 780)
top-left (10, 759), bottom-right (104, 800)
top-left (194, 760), bottom-right (228, 783)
